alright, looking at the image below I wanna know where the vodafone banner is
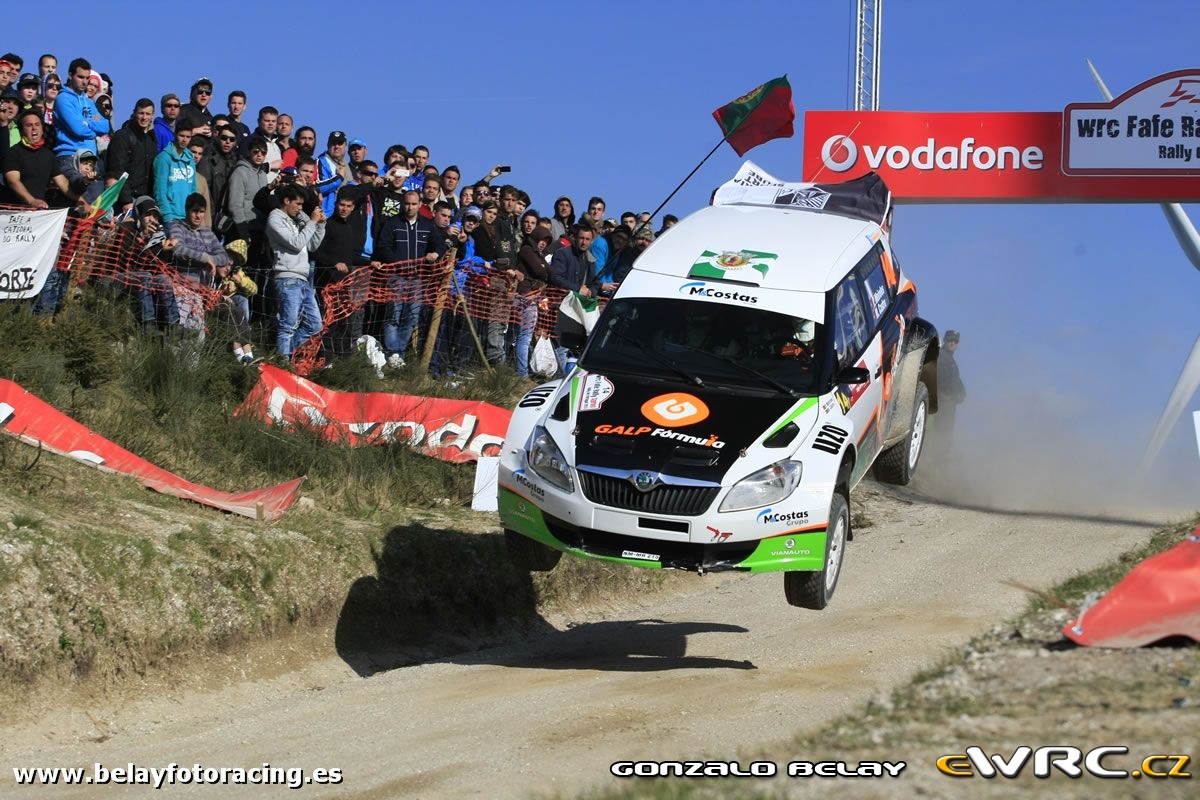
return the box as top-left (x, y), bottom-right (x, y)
top-left (0, 379), bottom-right (304, 520)
top-left (238, 366), bottom-right (510, 463)
top-left (801, 70), bottom-right (1200, 201)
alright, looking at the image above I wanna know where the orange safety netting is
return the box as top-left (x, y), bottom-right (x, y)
top-left (14, 205), bottom-right (592, 375)
top-left (294, 255), bottom-right (579, 374)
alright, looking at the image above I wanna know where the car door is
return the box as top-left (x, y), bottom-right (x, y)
top-left (831, 271), bottom-right (884, 486)
top-left (853, 243), bottom-right (903, 441)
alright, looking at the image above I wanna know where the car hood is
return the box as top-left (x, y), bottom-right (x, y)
top-left (569, 371), bottom-right (805, 483)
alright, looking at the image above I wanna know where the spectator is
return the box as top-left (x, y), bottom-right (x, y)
top-left (281, 125), bottom-right (315, 170)
top-left (152, 120), bottom-right (196, 222)
top-left (0, 58), bottom-right (15, 95)
top-left (39, 74), bottom-right (61, 133)
top-left (62, 149), bottom-right (104, 210)
top-left (458, 184), bottom-right (474, 213)
top-left (316, 129), bottom-right (351, 216)
top-left (178, 77), bottom-right (213, 137)
top-left (655, 213), bottom-right (678, 238)
top-left (348, 138), bottom-right (367, 172)
top-left (595, 224), bottom-right (632, 297)
top-left (631, 224), bottom-right (655, 256)
top-left (114, 196), bottom-right (179, 333)
top-left (374, 162), bottom-right (409, 229)
top-left (208, 123), bottom-right (241, 229)
top-left (937, 330), bottom-right (966, 437)
top-left (313, 190), bottom-right (362, 355)
top-left (105, 97), bottom-right (157, 212)
top-left (226, 136), bottom-right (270, 241)
top-left (440, 165), bottom-right (461, 211)
top-left (217, 238), bottom-right (258, 363)
top-left (226, 90), bottom-right (250, 145)
top-left (619, 211), bottom-right (636, 231)
top-left (244, 105), bottom-right (282, 175)
top-left (276, 113), bottom-right (294, 153)
top-left (374, 189), bottom-right (447, 368)
top-left (166, 193), bottom-right (228, 283)
top-left (512, 226), bottom-right (552, 378)
top-left (38, 54), bottom-right (57, 79)
top-left (188, 136), bottom-right (212, 228)
top-left (418, 174), bottom-right (441, 219)
top-left (53, 58), bottom-right (111, 177)
top-left (0, 96), bottom-right (18, 166)
top-left (266, 183), bottom-right (326, 359)
top-left (154, 94), bottom-right (180, 152)
top-left (295, 156), bottom-right (321, 213)
top-left (549, 222), bottom-right (598, 297)
top-left (434, 207), bottom-right (489, 376)
top-left (85, 73), bottom-right (103, 99)
top-left (16, 74), bottom-right (40, 110)
top-left (520, 209), bottom-right (539, 243)
top-left (549, 196), bottom-right (575, 240)
top-left (3, 109), bottom-right (74, 209)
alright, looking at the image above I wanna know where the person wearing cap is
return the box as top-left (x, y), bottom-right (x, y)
top-left (154, 94), bottom-right (179, 153)
top-left (937, 330), bottom-right (966, 437)
top-left (16, 74), bottom-right (40, 109)
top-left (348, 138), bottom-right (367, 169)
top-left (113, 196), bottom-right (180, 334)
top-left (64, 148), bottom-right (104, 211)
top-left (52, 58), bottom-right (111, 176)
top-left (178, 78), bottom-right (214, 137)
top-left (153, 120), bottom-right (196, 223)
top-left (0, 59), bottom-right (16, 96)
top-left (316, 130), bottom-right (351, 217)
top-left (106, 98), bottom-right (158, 212)
top-left (267, 183), bottom-right (326, 359)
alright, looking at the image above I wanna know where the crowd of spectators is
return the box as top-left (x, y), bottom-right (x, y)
top-left (0, 53), bottom-right (681, 377)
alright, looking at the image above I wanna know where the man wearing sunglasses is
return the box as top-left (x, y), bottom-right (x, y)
top-left (154, 93), bottom-right (180, 152)
top-left (209, 124), bottom-right (241, 225)
top-left (178, 77), bottom-right (214, 138)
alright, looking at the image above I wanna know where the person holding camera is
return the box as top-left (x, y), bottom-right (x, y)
top-left (267, 184), bottom-right (326, 360)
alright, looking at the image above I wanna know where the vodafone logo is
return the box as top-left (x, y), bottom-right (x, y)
top-left (641, 393), bottom-right (710, 427)
top-left (821, 135), bottom-right (858, 172)
top-left (820, 135), bottom-right (1044, 173)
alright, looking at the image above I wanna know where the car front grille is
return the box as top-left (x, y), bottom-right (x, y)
top-left (577, 471), bottom-right (719, 516)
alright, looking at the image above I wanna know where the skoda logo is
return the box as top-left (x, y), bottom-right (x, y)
top-left (631, 471), bottom-right (660, 492)
top-left (785, 538), bottom-right (796, 549)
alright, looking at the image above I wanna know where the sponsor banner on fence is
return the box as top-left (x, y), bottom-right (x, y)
top-left (238, 365), bottom-right (510, 463)
top-left (802, 72), bottom-right (1200, 202)
top-left (0, 379), bottom-right (304, 520)
top-left (0, 208), bottom-right (68, 298)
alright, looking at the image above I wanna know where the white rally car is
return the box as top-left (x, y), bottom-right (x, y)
top-left (498, 163), bottom-right (940, 609)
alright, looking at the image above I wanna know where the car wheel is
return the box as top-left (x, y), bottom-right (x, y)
top-left (784, 492), bottom-right (848, 610)
top-left (504, 530), bottom-right (562, 572)
top-left (875, 381), bottom-right (929, 486)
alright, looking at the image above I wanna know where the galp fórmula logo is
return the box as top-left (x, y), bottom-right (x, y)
top-left (641, 393), bottom-right (710, 427)
top-left (821, 134), bottom-right (858, 173)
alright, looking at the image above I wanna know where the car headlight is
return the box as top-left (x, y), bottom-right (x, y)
top-left (527, 426), bottom-right (574, 493)
top-left (719, 460), bottom-right (802, 512)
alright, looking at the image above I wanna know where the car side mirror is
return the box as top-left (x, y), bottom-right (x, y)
top-left (837, 366), bottom-right (870, 385)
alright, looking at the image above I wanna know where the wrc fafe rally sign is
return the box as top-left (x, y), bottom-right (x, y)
top-left (801, 69), bottom-right (1200, 202)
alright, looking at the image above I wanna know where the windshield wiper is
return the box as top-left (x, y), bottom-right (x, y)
top-left (676, 343), bottom-right (799, 398)
top-left (600, 328), bottom-right (705, 387)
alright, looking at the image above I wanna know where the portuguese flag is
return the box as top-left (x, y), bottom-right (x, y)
top-left (85, 172), bottom-right (127, 220)
top-left (712, 76), bottom-right (795, 157)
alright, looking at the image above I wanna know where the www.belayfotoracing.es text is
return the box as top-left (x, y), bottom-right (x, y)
top-left (610, 760), bottom-right (905, 778)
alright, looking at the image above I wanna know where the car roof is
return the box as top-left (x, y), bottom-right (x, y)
top-left (634, 203), bottom-right (880, 293)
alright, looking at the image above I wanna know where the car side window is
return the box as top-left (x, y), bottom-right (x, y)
top-left (833, 277), bottom-right (870, 370)
top-left (855, 243), bottom-right (892, 327)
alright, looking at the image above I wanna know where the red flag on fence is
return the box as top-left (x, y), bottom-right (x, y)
top-left (712, 75), bottom-right (796, 157)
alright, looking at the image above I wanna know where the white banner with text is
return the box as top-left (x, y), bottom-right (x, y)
top-left (0, 208), bottom-right (69, 299)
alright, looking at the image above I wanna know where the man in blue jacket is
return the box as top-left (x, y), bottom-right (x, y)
top-left (153, 121), bottom-right (196, 223)
top-left (154, 94), bottom-right (180, 153)
top-left (53, 58), bottom-right (111, 180)
top-left (372, 190), bottom-right (448, 367)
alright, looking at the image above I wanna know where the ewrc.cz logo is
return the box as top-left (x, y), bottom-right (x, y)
top-left (936, 747), bottom-right (1192, 779)
top-left (757, 508), bottom-right (809, 525)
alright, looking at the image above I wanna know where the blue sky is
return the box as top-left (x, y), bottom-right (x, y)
top-left (11, 0), bottom-right (1200, 511)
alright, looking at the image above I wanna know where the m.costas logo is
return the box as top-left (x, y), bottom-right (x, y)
top-left (678, 281), bottom-right (759, 304)
top-left (756, 508), bottom-right (809, 525)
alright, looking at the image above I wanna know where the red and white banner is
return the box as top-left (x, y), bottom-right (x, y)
top-left (802, 71), bottom-right (1200, 202)
top-left (0, 379), bottom-right (304, 520)
top-left (238, 366), bottom-right (510, 463)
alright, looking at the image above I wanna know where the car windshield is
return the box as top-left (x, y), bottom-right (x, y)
top-left (580, 297), bottom-right (825, 395)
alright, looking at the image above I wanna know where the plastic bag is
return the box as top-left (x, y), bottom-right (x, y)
top-left (529, 335), bottom-right (558, 378)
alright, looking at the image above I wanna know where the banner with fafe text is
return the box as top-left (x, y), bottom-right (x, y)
top-left (0, 379), bottom-right (304, 520)
top-left (801, 69), bottom-right (1200, 202)
top-left (0, 208), bottom-right (68, 298)
top-left (237, 365), bottom-right (510, 463)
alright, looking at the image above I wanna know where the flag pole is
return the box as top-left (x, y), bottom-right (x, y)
top-left (630, 135), bottom-right (728, 241)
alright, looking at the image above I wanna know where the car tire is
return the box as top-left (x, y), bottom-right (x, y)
top-left (784, 492), bottom-right (848, 610)
top-left (504, 530), bottom-right (562, 572)
top-left (875, 381), bottom-right (929, 486)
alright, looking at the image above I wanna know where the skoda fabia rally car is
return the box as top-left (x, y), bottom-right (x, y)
top-left (499, 163), bottom-right (940, 609)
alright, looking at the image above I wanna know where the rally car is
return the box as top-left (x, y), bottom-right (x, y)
top-left (498, 163), bottom-right (939, 609)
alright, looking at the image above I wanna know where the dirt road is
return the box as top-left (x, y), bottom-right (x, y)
top-left (0, 485), bottom-right (1168, 799)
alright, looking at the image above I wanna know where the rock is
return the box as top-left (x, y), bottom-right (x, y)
top-left (1172, 697), bottom-right (1190, 709)
top-left (297, 497), bottom-right (316, 510)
